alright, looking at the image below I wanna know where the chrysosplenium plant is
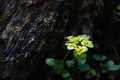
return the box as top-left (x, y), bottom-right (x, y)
top-left (46, 35), bottom-right (94, 80)
top-left (65, 35), bottom-right (93, 56)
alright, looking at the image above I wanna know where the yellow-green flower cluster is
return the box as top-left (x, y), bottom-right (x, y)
top-left (65, 35), bottom-right (94, 55)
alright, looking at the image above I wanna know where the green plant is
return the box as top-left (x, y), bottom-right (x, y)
top-left (92, 54), bottom-right (106, 61)
top-left (45, 35), bottom-right (120, 80)
top-left (100, 60), bottom-right (120, 71)
top-left (117, 4), bottom-right (120, 11)
top-left (92, 54), bottom-right (120, 79)
top-left (45, 35), bottom-right (94, 80)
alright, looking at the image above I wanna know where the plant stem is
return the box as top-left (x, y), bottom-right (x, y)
top-left (48, 72), bottom-right (53, 80)
top-left (48, 51), bottom-right (70, 80)
top-left (63, 51), bottom-right (70, 61)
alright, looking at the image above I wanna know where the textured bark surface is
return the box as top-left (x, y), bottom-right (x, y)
top-left (0, 0), bottom-right (104, 80)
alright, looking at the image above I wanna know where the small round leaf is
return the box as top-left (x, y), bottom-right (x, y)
top-left (77, 63), bottom-right (90, 72)
top-left (45, 58), bottom-right (56, 67)
top-left (89, 69), bottom-right (96, 76)
top-left (61, 69), bottom-right (70, 78)
top-left (66, 60), bottom-right (75, 68)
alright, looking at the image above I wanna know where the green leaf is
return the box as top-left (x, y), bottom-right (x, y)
top-left (61, 69), bottom-right (70, 78)
top-left (45, 58), bottom-right (56, 67)
top-left (10, 57), bottom-right (14, 61)
top-left (108, 74), bottom-right (115, 80)
top-left (73, 53), bottom-right (87, 64)
top-left (87, 43), bottom-right (94, 48)
top-left (117, 4), bottom-right (120, 11)
top-left (24, 52), bottom-right (30, 58)
top-left (92, 54), bottom-right (106, 61)
top-left (81, 35), bottom-right (90, 40)
top-left (89, 69), bottom-right (96, 76)
top-left (77, 63), bottom-right (90, 72)
top-left (66, 60), bottom-right (75, 68)
top-left (54, 61), bottom-right (64, 74)
top-left (106, 60), bottom-right (120, 71)
top-left (66, 77), bottom-right (73, 80)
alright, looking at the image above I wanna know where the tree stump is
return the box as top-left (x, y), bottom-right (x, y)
top-left (0, 0), bottom-right (103, 80)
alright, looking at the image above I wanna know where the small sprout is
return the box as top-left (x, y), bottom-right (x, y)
top-left (89, 68), bottom-right (96, 76)
top-left (10, 57), bottom-right (15, 62)
top-left (24, 52), bottom-right (30, 58)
